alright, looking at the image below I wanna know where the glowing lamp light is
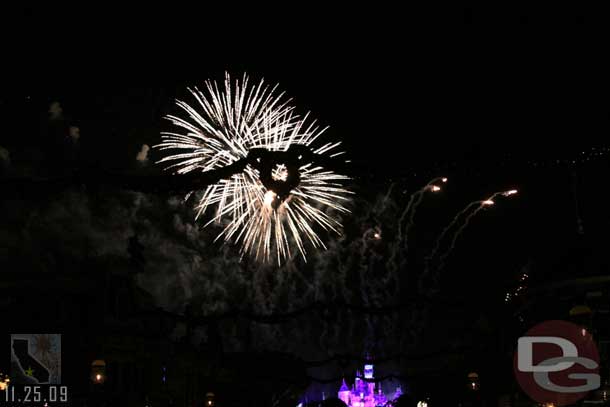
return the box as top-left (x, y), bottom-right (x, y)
top-left (441, 177), bottom-right (448, 183)
top-left (417, 402), bottom-right (428, 407)
top-left (503, 189), bottom-right (518, 196)
top-left (90, 360), bottom-right (106, 384)
top-left (482, 200), bottom-right (495, 206)
top-left (468, 372), bottom-right (480, 391)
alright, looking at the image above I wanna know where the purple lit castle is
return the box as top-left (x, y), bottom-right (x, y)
top-left (336, 364), bottom-right (403, 407)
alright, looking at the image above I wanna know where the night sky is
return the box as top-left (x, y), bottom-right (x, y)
top-left (1, 6), bottom-right (608, 404)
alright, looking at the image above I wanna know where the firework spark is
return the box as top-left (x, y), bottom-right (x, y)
top-left (439, 189), bottom-right (518, 265)
top-left (427, 201), bottom-right (481, 265)
top-left (397, 177), bottom-right (448, 247)
top-left (420, 188), bottom-right (518, 290)
top-left (156, 73), bottom-right (351, 262)
top-left (388, 177), bottom-right (447, 283)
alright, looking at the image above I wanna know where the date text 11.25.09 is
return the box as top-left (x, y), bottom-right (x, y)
top-left (3, 385), bottom-right (69, 405)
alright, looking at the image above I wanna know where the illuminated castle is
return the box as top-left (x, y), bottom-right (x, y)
top-left (337, 364), bottom-right (403, 407)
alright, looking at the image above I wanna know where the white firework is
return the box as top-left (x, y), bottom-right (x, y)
top-left (156, 73), bottom-right (351, 262)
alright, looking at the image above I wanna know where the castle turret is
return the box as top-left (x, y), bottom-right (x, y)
top-left (374, 385), bottom-right (388, 406)
top-left (338, 378), bottom-right (350, 405)
top-left (363, 364), bottom-right (374, 379)
top-left (354, 370), bottom-right (362, 392)
top-left (364, 364), bottom-right (375, 395)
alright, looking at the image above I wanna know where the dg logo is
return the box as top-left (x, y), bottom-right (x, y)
top-left (513, 320), bottom-right (600, 406)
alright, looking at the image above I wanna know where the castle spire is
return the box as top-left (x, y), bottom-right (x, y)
top-left (338, 378), bottom-right (351, 405)
top-left (339, 378), bottom-right (349, 392)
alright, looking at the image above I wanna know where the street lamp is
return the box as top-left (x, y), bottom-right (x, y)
top-left (467, 372), bottom-right (480, 391)
top-left (205, 392), bottom-right (215, 406)
top-left (91, 360), bottom-right (106, 384)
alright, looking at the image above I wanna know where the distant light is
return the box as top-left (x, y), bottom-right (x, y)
top-left (373, 232), bottom-right (381, 239)
top-left (482, 200), bottom-right (495, 206)
top-left (504, 189), bottom-right (518, 196)
top-left (417, 402), bottom-right (428, 407)
top-left (431, 185), bottom-right (441, 192)
top-left (441, 177), bottom-right (448, 183)
top-left (95, 374), bottom-right (102, 382)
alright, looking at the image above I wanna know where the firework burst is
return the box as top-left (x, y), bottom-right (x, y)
top-left (156, 73), bottom-right (352, 262)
